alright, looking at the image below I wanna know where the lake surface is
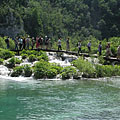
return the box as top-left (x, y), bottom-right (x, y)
top-left (0, 77), bottom-right (120, 120)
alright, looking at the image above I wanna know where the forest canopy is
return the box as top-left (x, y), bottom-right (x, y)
top-left (0, 0), bottom-right (120, 39)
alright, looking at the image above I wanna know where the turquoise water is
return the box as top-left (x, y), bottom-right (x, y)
top-left (0, 77), bottom-right (120, 120)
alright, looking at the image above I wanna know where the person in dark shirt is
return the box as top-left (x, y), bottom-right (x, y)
top-left (5, 37), bottom-right (10, 49)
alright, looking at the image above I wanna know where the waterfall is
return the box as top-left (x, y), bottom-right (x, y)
top-left (47, 52), bottom-right (77, 67)
top-left (0, 65), bottom-right (10, 76)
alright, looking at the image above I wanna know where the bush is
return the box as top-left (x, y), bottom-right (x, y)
top-left (0, 37), bottom-right (6, 49)
top-left (28, 54), bottom-right (36, 62)
top-left (47, 68), bottom-right (57, 78)
top-left (95, 65), bottom-right (120, 77)
top-left (72, 57), bottom-right (96, 78)
top-left (0, 48), bottom-right (15, 59)
top-left (0, 59), bottom-right (4, 65)
top-left (6, 57), bottom-right (16, 68)
top-left (11, 66), bottom-right (24, 77)
top-left (5, 57), bottom-right (22, 68)
top-left (23, 65), bottom-right (32, 77)
top-left (61, 66), bottom-right (77, 80)
top-left (49, 63), bottom-right (63, 74)
top-left (34, 60), bottom-right (49, 79)
top-left (21, 54), bottom-right (28, 59)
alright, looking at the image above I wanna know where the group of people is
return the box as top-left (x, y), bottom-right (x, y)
top-left (10, 36), bottom-right (51, 50)
top-left (5, 36), bottom-right (120, 59)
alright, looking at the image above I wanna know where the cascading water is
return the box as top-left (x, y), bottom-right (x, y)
top-left (0, 65), bottom-right (10, 76)
top-left (47, 52), bottom-right (77, 67)
top-left (0, 52), bottom-right (77, 78)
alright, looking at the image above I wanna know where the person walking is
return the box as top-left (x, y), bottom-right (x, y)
top-left (117, 45), bottom-right (120, 59)
top-left (87, 41), bottom-right (91, 52)
top-left (14, 37), bottom-right (18, 50)
top-left (45, 36), bottom-right (49, 49)
top-left (36, 36), bottom-right (39, 49)
top-left (23, 37), bottom-right (26, 49)
top-left (5, 37), bottom-right (10, 49)
top-left (18, 37), bottom-right (23, 50)
top-left (106, 42), bottom-right (112, 57)
top-left (66, 37), bottom-right (70, 51)
top-left (26, 36), bottom-right (30, 49)
top-left (58, 38), bottom-right (62, 51)
top-left (98, 41), bottom-right (102, 56)
top-left (78, 41), bottom-right (81, 54)
top-left (31, 37), bottom-right (35, 49)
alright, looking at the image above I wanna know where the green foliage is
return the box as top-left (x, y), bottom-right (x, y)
top-left (0, 59), bottom-right (4, 65)
top-left (0, 0), bottom-right (119, 40)
top-left (23, 65), bottom-right (32, 77)
top-left (0, 37), bottom-right (6, 49)
top-left (0, 48), bottom-right (15, 59)
top-left (47, 68), bottom-right (57, 79)
top-left (34, 60), bottom-right (48, 79)
top-left (28, 54), bottom-right (36, 62)
top-left (98, 56), bottom-right (105, 64)
top-left (72, 57), bottom-right (96, 77)
top-left (34, 60), bottom-right (63, 79)
top-left (11, 66), bottom-right (24, 77)
top-left (6, 57), bottom-right (22, 68)
top-left (21, 54), bottom-right (28, 59)
top-left (20, 50), bottom-right (48, 61)
top-left (95, 65), bottom-right (120, 77)
top-left (61, 66), bottom-right (77, 80)
top-left (49, 63), bottom-right (63, 74)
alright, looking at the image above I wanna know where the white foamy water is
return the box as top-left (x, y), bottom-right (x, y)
top-left (0, 65), bottom-right (10, 76)
top-left (47, 52), bottom-right (77, 67)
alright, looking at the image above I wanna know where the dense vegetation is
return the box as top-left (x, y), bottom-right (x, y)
top-left (0, 0), bottom-right (120, 40)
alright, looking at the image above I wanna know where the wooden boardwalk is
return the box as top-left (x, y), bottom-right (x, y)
top-left (11, 48), bottom-right (120, 62)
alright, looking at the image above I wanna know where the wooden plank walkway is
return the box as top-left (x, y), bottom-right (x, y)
top-left (11, 48), bottom-right (120, 62)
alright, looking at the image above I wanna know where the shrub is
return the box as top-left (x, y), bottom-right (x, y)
top-left (0, 48), bottom-right (15, 59)
top-left (0, 59), bottom-right (4, 65)
top-left (15, 58), bottom-right (22, 64)
top-left (47, 68), bottom-right (57, 78)
top-left (6, 57), bottom-right (16, 68)
top-left (34, 60), bottom-right (49, 79)
top-left (38, 53), bottom-right (48, 61)
top-left (95, 65), bottom-right (120, 77)
top-left (0, 37), bottom-right (6, 49)
top-left (61, 66), bottom-right (77, 80)
top-left (5, 57), bottom-right (22, 68)
top-left (49, 63), bottom-right (63, 74)
top-left (21, 54), bottom-right (28, 59)
top-left (11, 66), bottom-right (24, 77)
top-left (72, 57), bottom-right (96, 78)
top-left (23, 65), bottom-right (32, 77)
top-left (28, 54), bottom-right (36, 62)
